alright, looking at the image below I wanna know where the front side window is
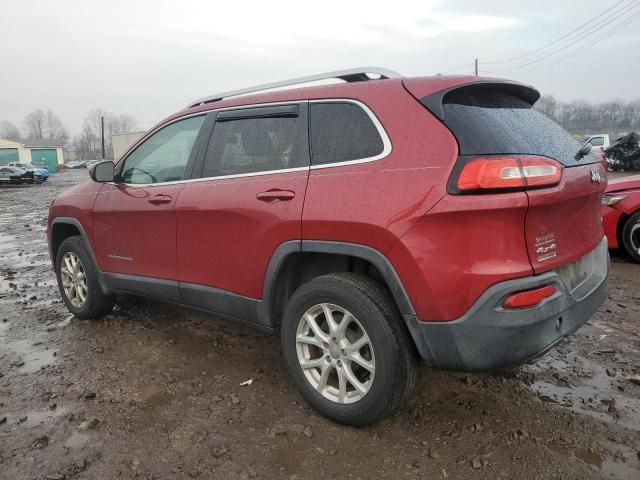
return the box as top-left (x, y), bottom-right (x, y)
top-left (202, 114), bottom-right (306, 178)
top-left (120, 115), bottom-right (205, 184)
top-left (589, 137), bottom-right (604, 147)
top-left (310, 102), bottom-right (384, 165)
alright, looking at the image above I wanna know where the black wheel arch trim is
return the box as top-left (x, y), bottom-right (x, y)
top-left (260, 240), bottom-right (416, 327)
top-left (50, 217), bottom-right (109, 294)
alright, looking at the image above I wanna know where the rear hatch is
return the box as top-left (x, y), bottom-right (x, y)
top-left (409, 81), bottom-right (606, 274)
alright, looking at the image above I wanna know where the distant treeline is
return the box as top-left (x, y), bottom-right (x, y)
top-left (534, 95), bottom-right (640, 136)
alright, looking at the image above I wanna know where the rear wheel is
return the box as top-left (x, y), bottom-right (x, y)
top-left (621, 211), bottom-right (640, 263)
top-left (55, 236), bottom-right (115, 318)
top-left (280, 273), bottom-right (417, 426)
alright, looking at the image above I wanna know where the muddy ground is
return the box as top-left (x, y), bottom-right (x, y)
top-left (1, 169), bottom-right (639, 480)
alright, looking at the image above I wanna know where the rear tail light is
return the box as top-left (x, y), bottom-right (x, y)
top-left (503, 284), bottom-right (556, 309)
top-left (453, 156), bottom-right (562, 193)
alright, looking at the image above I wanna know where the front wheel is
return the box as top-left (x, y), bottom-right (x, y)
top-left (621, 211), bottom-right (640, 262)
top-left (281, 273), bottom-right (417, 426)
top-left (55, 236), bottom-right (115, 318)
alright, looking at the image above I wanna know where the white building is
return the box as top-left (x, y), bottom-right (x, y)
top-left (112, 131), bottom-right (145, 160)
top-left (0, 138), bottom-right (65, 172)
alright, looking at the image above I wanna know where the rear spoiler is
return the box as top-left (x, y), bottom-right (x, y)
top-left (418, 82), bottom-right (541, 121)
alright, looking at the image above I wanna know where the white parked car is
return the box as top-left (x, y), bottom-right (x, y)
top-left (585, 134), bottom-right (611, 154)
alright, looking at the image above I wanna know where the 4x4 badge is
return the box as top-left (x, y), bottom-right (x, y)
top-left (590, 170), bottom-right (602, 183)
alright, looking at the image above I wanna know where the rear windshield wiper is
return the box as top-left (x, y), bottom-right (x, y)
top-left (575, 141), bottom-right (592, 160)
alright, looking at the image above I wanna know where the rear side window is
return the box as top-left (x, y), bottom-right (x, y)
top-left (310, 102), bottom-right (384, 165)
top-left (439, 87), bottom-right (594, 166)
top-left (202, 115), bottom-right (307, 178)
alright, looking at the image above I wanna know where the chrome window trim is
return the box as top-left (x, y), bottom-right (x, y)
top-left (308, 99), bottom-right (392, 170)
top-left (109, 166), bottom-right (310, 188)
top-left (115, 98), bottom-right (391, 187)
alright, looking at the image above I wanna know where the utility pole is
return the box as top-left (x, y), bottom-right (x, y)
top-left (475, 58), bottom-right (478, 76)
top-left (101, 116), bottom-right (105, 160)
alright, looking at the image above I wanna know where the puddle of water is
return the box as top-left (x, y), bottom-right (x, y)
top-left (5, 339), bottom-right (57, 373)
top-left (575, 450), bottom-right (602, 467)
top-left (531, 372), bottom-right (640, 431)
top-left (4, 407), bottom-right (66, 428)
top-left (528, 353), bottom-right (640, 431)
top-left (602, 459), bottom-right (640, 480)
top-left (601, 444), bottom-right (640, 480)
top-left (65, 431), bottom-right (90, 449)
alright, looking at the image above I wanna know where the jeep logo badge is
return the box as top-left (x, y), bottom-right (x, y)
top-left (590, 170), bottom-right (602, 183)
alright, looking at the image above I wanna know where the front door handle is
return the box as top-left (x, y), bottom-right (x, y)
top-left (256, 189), bottom-right (295, 202)
top-left (148, 194), bottom-right (173, 205)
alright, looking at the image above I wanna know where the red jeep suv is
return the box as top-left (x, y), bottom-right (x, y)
top-left (48, 68), bottom-right (609, 426)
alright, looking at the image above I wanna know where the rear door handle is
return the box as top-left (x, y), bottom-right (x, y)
top-left (256, 189), bottom-right (295, 202)
top-left (148, 194), bottom-right (173, 205)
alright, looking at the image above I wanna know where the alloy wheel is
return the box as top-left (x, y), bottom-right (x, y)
top-left (295, 303), bottom-right (375, 404)
top-left (60, 251), bottom-right (88, 308)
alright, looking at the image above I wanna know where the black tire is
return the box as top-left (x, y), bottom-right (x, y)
top-left (55, 236), bottom-right (115, 319)
top-left (280, 273), bottom-right (417, 426)
top-left (621, 211), bottom-right (640, 263)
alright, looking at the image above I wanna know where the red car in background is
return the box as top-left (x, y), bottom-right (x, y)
top-left (602, 175), bottom-right (640, 262)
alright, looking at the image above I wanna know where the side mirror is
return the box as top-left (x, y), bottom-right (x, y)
top-left (90, 161), bottom-right (115, 182)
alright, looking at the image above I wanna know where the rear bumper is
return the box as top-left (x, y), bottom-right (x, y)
top-left (405, 237), bottom-right (609, 371)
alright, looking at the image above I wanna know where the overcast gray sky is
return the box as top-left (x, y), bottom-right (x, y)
top-left (1, 0), bottom-right (639, 136)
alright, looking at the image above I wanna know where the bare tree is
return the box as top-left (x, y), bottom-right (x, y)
top-left (534, 95), bottom-right (640, 135)
top-left (45, 109), bottom-right (68, 141)
top-left (23, 110), bottom-right (47, 138)
top-left (0, 120), bottom-right (21, 140)
top-left (533, 95), bottom-right (557, 119)
top-left (72, 109), bottom-right (138, 159)
top-left (111, 113), bottom-right (138, 135)
top-left (72, 121), bottom-right (98, 161)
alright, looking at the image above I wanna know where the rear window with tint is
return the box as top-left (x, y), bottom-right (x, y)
top-left (310, 102), bottom-right (384, 165)
top-left (441, 89), bottom-right (595, 166)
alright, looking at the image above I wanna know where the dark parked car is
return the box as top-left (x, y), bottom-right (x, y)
top-left (8, 162), bottom-right (47, 182)
top-left (0, 166), bottom-right (40, 184)
top-left (48, 68), bottom-right (608, 425)
top-left (0, 166), bottom-right (25, 184)
top-left (605, 132), bottom-right (640, 171)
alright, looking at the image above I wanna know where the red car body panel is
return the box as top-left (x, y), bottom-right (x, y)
top-left (602, 207), bottom-right (623, 249)
top-left (92, 183), bottom-right (184, 279)
top-left (301, 82), bottom-right (455, 253)
top-left (605, 174), bottom-right (640, 195)
top-left (387, 192), bottom-right (533, 321)
top-left (524, 162), bottom-right (606, 273)
top-left (47, 181), bottom-right (102, 257)
top-left (176, 171), bottom-right (309, 298)
top-left (602, 174), bottom-right (640, 249)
